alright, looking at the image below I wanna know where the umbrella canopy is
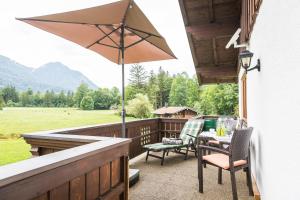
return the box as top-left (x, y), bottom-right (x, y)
top-left (17, 0), bottom-right (176, 64)
top-left (17, 0), bottom-right (176, 138)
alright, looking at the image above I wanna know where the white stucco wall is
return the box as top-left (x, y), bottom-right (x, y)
top-left (238, 0), bottom-right (300, 199)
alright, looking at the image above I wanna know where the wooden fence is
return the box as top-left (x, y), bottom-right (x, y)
top-left (0, 138), bottom-right (131, 200)
top-left (23, 118), bottom-right (192, 159)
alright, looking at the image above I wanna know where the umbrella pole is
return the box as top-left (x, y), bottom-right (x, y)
top-left (121, 25), bottom-right (126, 138)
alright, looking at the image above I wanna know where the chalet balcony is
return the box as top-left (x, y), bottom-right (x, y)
top-left (0, 118), bottom-right (254, 200)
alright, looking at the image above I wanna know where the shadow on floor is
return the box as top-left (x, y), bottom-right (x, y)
top-left (129, 152), bottom-right (253, 200)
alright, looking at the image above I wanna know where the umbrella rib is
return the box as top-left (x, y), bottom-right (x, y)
top-left (98, 42), bottom-right (120, 49)
top-left (143, 38), bottom-right (177, 59)
top-left (125, 34), bottom-right (151, 49)
top-left (126, 26), bottom-right (162, 38)
top-left (86, 25), bottom-right (121, 49)
top-left (16, 18), bottom-right (115, 27)
top-left (96, 26), bottom-right (120, 48)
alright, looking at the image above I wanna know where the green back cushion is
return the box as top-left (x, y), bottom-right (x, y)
top-left (179, 119), bottom-right (204, 144)
top-left (203, 119), bottom-right (217, 131)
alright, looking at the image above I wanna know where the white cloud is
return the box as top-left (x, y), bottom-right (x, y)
top-left (0, 0), bottom-right (195, 89)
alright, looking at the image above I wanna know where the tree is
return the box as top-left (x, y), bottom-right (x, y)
top-left (74, 83), bottom-right (90, 106)
top-left (194, 85), bottom-right (218, 115)
top-left (56, 91), bottom-right (67, 107)
top-left (110, 87), bottom-right (121, 106)
top-left (186, 76), bottom-right (200, 107)
top-left (0, 96), bottom-right (4, 110)
top-left (147, 70), bottom-right (159, 108)
top-left (66, 91), bottom-right (75, 107)
top-left (43, 90), bottom-right (55, 107)
top-left (33, 92), bottom-right (43, 106)
top-left (93, 88), bottom-right (113, 110)
top-left (169, 73), bottom-right (189, 106)
top-left (1, 86), bottom-right (19, 104)
top-left (126, 94), bottom-right (153, 118)
top-left (125, 85), bottom-right (137, 101)
top-left (156, 67), bottom-right (173, 107)
top-left (213, 84), bottom-right (238, 115)
top-left (128, 64), bottom-right (148, 94)
top-left (20, 88), bottom-right (34, 106)
top-left (80, 95), bottom-right (94, 110)
top-left (193, 84), bottom-right (238, 115)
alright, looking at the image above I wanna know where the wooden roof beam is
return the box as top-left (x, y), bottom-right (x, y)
top-left (186, 23), bottom-right (238, 39)
top-left (196, 66), bottom-right (237, 78)
top-left (208, 0), bottom-right (215, 23)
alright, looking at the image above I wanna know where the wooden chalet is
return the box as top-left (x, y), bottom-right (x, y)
top-left (153, 106), bottom-right (198, 119)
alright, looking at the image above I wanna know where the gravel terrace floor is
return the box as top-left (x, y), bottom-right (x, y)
top-left (129, 151), bottom-right (253, 200)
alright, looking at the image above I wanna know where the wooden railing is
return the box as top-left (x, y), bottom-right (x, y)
top-left (0, 117), bottom-right (208, 200)
top-left (0, 137), bottom-right (131, 200)
top-left (22, 118), bottom-right (217, 160)
top-left (23, 118), bottom-right (161, 159)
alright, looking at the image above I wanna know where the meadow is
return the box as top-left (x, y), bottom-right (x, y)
top-left (0, 107), bottom-right (136, 165)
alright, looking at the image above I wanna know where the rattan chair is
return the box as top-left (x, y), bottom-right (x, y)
top-left (198, 127), bottom-right (254, 200)
top-left (207, 118), bottom-right (247, 150)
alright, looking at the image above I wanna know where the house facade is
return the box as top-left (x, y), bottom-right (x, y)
top-left (180, 0), bottom-right (300, 199)
top-left (153, 106), bottom-right (197, 119)
top-left (239, 1), bottom-right (300, 199)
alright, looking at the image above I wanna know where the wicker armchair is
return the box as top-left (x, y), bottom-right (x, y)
top-left (198, 127), bottom-right (254, 200)
top-left (207, 118), bottom-right (247, 149)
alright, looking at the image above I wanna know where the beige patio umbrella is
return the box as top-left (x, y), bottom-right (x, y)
top-left (17, 0), bottom-right (176, 138)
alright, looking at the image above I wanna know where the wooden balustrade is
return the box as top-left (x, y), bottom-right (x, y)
top-left (22, 118), bottom-right (161, 159)
top-left (0, 137), bottom-right (131, 200)
top-left (22, 118), bottom-right (206, 159)
top-left (0, 118), bottom-right (202, 200)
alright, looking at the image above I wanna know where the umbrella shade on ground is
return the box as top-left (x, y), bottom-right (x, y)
top-left (17, 0), bottom-right (176, 137)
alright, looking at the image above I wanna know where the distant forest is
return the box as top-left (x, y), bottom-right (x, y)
top-left (0, 64), bottom-right (238, 116)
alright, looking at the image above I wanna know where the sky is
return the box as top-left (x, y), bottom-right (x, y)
top-left (0, 0), bottom-right (195, 89)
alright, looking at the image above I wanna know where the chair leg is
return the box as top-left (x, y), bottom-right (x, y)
top-left (146, 150), bottom-right (150, 162)
top-left (202, 148), bottom-right (207, 168)
top-left (161, 150), bottom-right (166, 166)
top-left (198, 148), bottom-right (203, 193)
top-left (184, 147), bottom-right (189, 160)
top-left (218, 167), bottom-right (222, 184)
top-left (245, 168), bottom-right (249, 186)
top-left (166, 150), bottom-right (169, 156)
top-left (230, 170), bottom-right (238, 200)
top-left (246, 166), bottom-right (254, 196)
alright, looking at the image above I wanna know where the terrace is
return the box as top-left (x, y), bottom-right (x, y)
top-left (0, 118), bottom-right (256, 200)
top-left (0, 0), bottom-right (262, 199)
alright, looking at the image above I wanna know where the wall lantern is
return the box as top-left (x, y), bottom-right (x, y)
top-left (239, 50), bottom-right (261, 73)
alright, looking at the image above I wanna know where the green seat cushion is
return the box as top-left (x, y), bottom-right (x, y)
top-left (143, 143), bottom-right (186, 151)
top-left (179, 119), bottom-right (204, 144)
top-left (203, 119), bottom-right (217, 131)
top-left (143, 119), bottom-right (204, 151)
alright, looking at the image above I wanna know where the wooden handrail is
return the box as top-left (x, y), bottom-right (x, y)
top-left (0, 137), bottom-right (131, 200)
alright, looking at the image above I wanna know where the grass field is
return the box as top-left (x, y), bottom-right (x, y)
top-left (0, 107), bottom-right (136, 166)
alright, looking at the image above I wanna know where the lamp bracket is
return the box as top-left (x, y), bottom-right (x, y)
top-left (245, 59), bottom-right (261, 73)
top-left (233, 42), bottom-right (248, 49)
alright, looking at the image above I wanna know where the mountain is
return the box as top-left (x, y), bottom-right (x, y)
top-left (0, 55), bottom-right (98, 92)
top-left (33, 62), bottom-right (98, 91)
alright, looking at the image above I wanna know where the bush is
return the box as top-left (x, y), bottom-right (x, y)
top-left (0, 96), bottom-right (3, 110)
top-left (6, 100), bottom-right (19, 107)
top-left (126, 94), bottom-right (153, 118)
top-left (80, 96), bottom-right (94, 110)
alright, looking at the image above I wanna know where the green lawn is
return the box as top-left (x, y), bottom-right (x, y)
top-left (0, 139), bottom-right (31, 166)
top-left (0, 107), bottom-right (136, 166)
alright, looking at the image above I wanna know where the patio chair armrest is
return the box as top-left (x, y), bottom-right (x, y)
top-left (198, 145), bottom-right (230, 155)
top-left (186, 134), bottom-right (197, 138)
top-left (219, 141), bottom-right (231, 145)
